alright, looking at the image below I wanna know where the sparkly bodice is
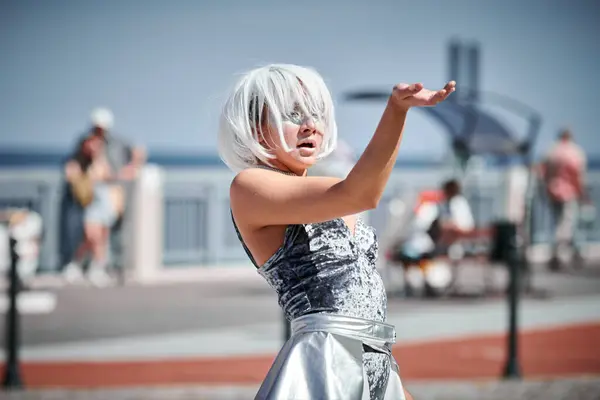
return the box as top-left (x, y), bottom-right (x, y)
top-left (233, 217), bottom-right (387, 323)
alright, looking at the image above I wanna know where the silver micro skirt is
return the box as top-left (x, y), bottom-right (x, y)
top-left (255, 313), bottom-right (406, 400)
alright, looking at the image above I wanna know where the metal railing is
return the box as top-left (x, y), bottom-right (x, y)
top-left (0, 167), bottom-right (599, 272)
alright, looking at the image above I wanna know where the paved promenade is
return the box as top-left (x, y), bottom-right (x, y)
top-left (1, 378), bottom-right (599, 400)
top-left (0, 263), bottom-right (598, 398)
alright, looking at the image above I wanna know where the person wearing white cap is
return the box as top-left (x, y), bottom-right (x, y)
top-left (60, 107), bottom-right (145, 286)
top-left (90, 107), bottom-right (115, 131)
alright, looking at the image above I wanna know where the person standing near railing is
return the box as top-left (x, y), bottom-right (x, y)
top-left (538, 128), bottom-right (588, 271)
top-left (63, 135), bottom-right (129, 286)
top-left (59, 108), bottom-right (145, 282)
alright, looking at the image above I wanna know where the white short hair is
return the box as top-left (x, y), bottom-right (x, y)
top-left (90, 107), bottom-right (114, 130)
top-left (218, 64), bottom-right (338, 172)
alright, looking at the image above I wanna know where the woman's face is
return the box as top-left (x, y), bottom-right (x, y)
top-left (83, 136), bottom-right (102, 158)
top-left (259, 107), bottom-right (325, 173)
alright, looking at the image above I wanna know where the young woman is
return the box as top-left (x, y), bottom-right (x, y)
top-left (218, 64), bottom-right (455, 400)
top-left (63, 135), bottom-right (125, 287)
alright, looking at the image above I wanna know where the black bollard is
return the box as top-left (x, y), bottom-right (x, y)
top-left (498, 222), bottom-right (522, 379)
top-left (3, 235), bottom-right (24, 389)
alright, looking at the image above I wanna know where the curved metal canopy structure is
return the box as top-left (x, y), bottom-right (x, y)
top-left (343, 88), bottom-right (541, 163)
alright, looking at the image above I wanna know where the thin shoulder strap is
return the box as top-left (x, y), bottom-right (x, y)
top-left (230, 210), bottom-right (260, 268)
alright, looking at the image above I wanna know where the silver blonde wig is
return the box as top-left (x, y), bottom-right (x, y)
top-left (218, 64), bottom-right (338, 172)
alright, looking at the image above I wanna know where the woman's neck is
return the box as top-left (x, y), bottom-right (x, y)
top-left (258, 160), bottom-right (306, 177)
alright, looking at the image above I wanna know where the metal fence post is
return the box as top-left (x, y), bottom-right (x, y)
top-left (3, 235), bottom-right (24, 389)
top-left (500, 222), bottom-right (522, 379)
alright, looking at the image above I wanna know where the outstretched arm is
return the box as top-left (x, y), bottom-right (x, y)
top-left (231, 82), bottom-right (456, 229)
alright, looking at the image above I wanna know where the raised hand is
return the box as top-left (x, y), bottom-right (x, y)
top-left (391, 81), bottom-right (456, 111)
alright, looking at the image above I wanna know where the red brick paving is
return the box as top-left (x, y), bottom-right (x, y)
top-left (3, 323), bottom-right (599, 388)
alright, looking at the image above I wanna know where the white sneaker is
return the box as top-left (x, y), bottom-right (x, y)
top-left (62, 262), bottom-right (84, 284)
top-left (87, 266), bottom-right (112, 288)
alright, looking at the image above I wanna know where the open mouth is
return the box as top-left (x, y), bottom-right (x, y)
top-left (296, 139), bottom-right (316, 149)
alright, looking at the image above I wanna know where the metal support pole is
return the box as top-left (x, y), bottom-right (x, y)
top-left (448, 39), bottom-right (461, 102)
top-left (3, 235), bottom-right (24, 389)
top-left (467, 42), bottom-right (480, 102)
top-left (502, 222), bottom-right (522, 379)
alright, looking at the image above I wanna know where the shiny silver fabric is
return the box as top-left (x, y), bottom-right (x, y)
top-left (256, 313), bottom-right (406, 400)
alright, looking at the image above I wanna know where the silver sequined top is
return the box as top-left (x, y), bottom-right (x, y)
top-left (233, 217), bottom-right (387, 323)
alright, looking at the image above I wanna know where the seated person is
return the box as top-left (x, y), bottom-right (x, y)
top-left (400, 179), bottom-right (475, 261)
top-left (0, 209), bottom-right (43, 287)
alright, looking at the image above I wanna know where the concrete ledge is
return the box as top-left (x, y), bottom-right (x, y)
top-left (0, 291), bottom-right (56, 314)
top-left (1, 377), bottom-right (598, 400)
top-left (527, 243), bottom-right (600, 264)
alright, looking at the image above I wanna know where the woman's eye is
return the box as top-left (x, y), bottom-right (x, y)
top-left (284, 109), bottom-right (323, 124)
top-left (286, 111), bottom-right (303, 123)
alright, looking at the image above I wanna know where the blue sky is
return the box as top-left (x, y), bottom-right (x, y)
top-left (1, 0), bottom-right (598, 161)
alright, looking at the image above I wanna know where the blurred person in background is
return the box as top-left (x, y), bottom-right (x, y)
top-left (538, 128), bottom-right (588, 270)
top-left (59, 108), bottom-right (146, 282)
top-left (401, 179), bottom-right (475, 260)
top-left (391, 179), bottom-right (474, 295)
top-left (436, 179), bottom-right (476, 247)
top-left (63, 135), bottom-right (126, 286)
top-left (0, 208), bottom-right (43, 289)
